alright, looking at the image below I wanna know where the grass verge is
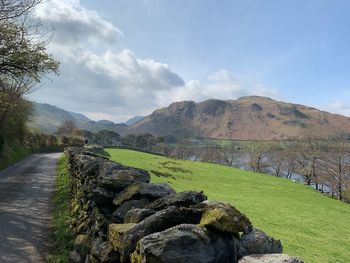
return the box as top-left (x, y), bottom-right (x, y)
top-left (107, 148), bottom-right (350, 263)
top-left (0, 142), bottom-right (32, 170)
top-left (49, 154), bottom-right (73, 263)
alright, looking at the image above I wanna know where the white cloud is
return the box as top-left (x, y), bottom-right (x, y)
top-left (328, 101), bottom-right (350, 116)
top-left (156, 69), bottom-right (278, 107)
top-left (35, 0), bottom-right (122, 45)
top-left (30, 0), bottom-right (278, 122)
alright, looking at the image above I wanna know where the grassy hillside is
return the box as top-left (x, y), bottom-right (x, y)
top-left (106, 148), bottom-right (350, 263)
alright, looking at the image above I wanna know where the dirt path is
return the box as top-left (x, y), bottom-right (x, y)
top-left (0, 153), bottom-right (61, 263)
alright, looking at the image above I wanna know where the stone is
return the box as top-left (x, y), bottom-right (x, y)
top-left (74, 234), bottom-right (91, 259)
top-left (238, 228), bottom-right (283, 257)
top-left (99, 241), bottom-right (120, 263)
top-left (109, 206), bottom-right (202, 262)
top-left (199, 201), bottom-right (252, 234)
top-left (112, 199), bottom-right (149, 223)
top-left (92, 187), bottom-right (114, 207)
top-left (146, 190), bottom-right (207, 211)
top-left (90, 237), bottom-right (104, 258)
top-left (69, 250), bottom-right (82, 263)
top-left (109, 223), bottom-right (137, 249)
top-left (113, 182), bottom-right (175, 207)
top-left (238, 254), bottom-right (304, 263)
top-left (91, 238), bottom-right (120, 263)
top-left (76, 155), bottom-right (102, 177)
top-left (124, 208), bottom-right (155, 223)
top-left (84, 255), bottom-right (99, 263)
top-left (81, 149), bottom-right (109, 160)
top-left (99, 162), bottom-right (150, 191)
top-left (131, 224), bottom-right (238, 263)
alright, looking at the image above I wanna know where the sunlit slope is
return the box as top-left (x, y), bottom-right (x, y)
top-left (106, 149), bottom-right (350, 263)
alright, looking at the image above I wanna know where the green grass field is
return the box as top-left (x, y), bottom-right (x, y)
top-left (106, 148), bottom-right (350, 263)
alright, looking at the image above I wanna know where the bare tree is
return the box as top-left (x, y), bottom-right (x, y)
top-left (173, 138), bottom-right (193, 160)
top-left (247, 141), bottom-right (272, 173)
top-left (285, 135), bottom-right (325, 187)
top-left (0, 0), bottom-right (42, 22)
top-left (56, 120), bottom-right (81, 137)
top-left (319, 142), bottom-right (350, 201)
top-left (219, 142), bottom-right (240, 167)
top-left (199, 141), bottom-right (222, 163)
top-left (268, 150), bottom-right (286, 177)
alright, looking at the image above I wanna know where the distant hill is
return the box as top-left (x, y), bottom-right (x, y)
top-left (127, 96), bottom-right (350, 140)
top-left (29, 102), bottom-right (127, 134)
top-left (125, 116), bottom-right (144, 126)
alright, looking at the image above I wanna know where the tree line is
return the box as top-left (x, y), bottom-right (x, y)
top-left (169, 136), bottom-right (350, 203)
top-left (0, 0), bottom-right (59, 165)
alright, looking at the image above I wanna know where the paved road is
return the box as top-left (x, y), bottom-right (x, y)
top-left (0, 153), bottom-right (61, 263)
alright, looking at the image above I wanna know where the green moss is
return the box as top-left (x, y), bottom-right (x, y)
top-left (130, 249), bottom-right (142, 263)
top-left (113, 184), bottom-right (141, 206)
top-left (109, 223), bottom-right (136, 250)
top-left (48, 154), bottom-right (74, 263)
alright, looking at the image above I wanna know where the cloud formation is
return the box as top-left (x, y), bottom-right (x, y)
top-left (329, 101), bottom-right (350, 116)
top-left (31, 0), bottom-right (277, 122)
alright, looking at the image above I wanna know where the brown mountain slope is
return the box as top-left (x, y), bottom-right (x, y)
top-left (127, 96), bottom-right (350, 140)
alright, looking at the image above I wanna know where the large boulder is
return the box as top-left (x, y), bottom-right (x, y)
top-left (198, 201), bottom-right (252, 235)
top-left (112, 199), bottom-right (149, 223)
top-left (124, 208), bottom-right (156, 224)
top-left (131, 224), bottom-right (239, 263)
top-left (238, 254), bottom-right (304, 263)
top-left (238, 228), bottom-right (282, 257)
top-left (109, 206), bottom-right (202, 262)
top-left (99, 166), bottom-right (150, 192)
top-left (146, 190), bottom-right (207, 211)
top-left (92, 187), bottom-right (114, 207)
top-left (75, 155), bottom-right (102, 178)
top-left (113, 182), bottom-right (176, 206)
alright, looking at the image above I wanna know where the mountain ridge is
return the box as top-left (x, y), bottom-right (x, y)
top-left (28, 102), bottom-right (128, 134)
top-left (126, 96), bottom-right (350, 140)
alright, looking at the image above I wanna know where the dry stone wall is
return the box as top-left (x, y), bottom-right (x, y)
top-left (65, 148), bottom-right (303, 263)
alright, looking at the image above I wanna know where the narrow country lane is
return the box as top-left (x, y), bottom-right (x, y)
top-left (0, 153), bottom-right (61, 263)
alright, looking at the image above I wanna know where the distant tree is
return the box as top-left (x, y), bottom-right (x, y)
top-left (268, 150), bottom-right (287, 177)
top-left (319, 142), bottom-right (350, 201)
top-left (122, 134), bottom-right (137, 147)
top-left (247, 141), bottom-right (273, 173)
top-left (94, 130), bottom-right (120, 146)
top-left (212, 142), bottom-right (240, 167)
top-left (56, 120), bottom-right (81, 136)
top-left (174, 138), bottom-right (193, 160)
top-left (200, 141), bottom-right (217, 163)
top-left (135, 133), bottom-right (154, 148)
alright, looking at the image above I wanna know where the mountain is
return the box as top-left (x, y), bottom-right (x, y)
top-left (125, 116), bottom-right (144, 126)
top-left (68, 111), bottom-right (90, 121)
top-left (29, 102), bottom-right (127, 134)
top-left (127, 96), bottom-right (350, 140)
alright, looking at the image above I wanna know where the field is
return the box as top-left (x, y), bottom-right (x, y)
top-left (106, 148), bottom-right (350, 263)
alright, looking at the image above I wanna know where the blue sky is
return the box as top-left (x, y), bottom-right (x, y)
top-left (30, 0), bottom-right (350, 121)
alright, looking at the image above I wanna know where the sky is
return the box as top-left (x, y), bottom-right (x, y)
top-left (29, 0), bottom-right (350, 122)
